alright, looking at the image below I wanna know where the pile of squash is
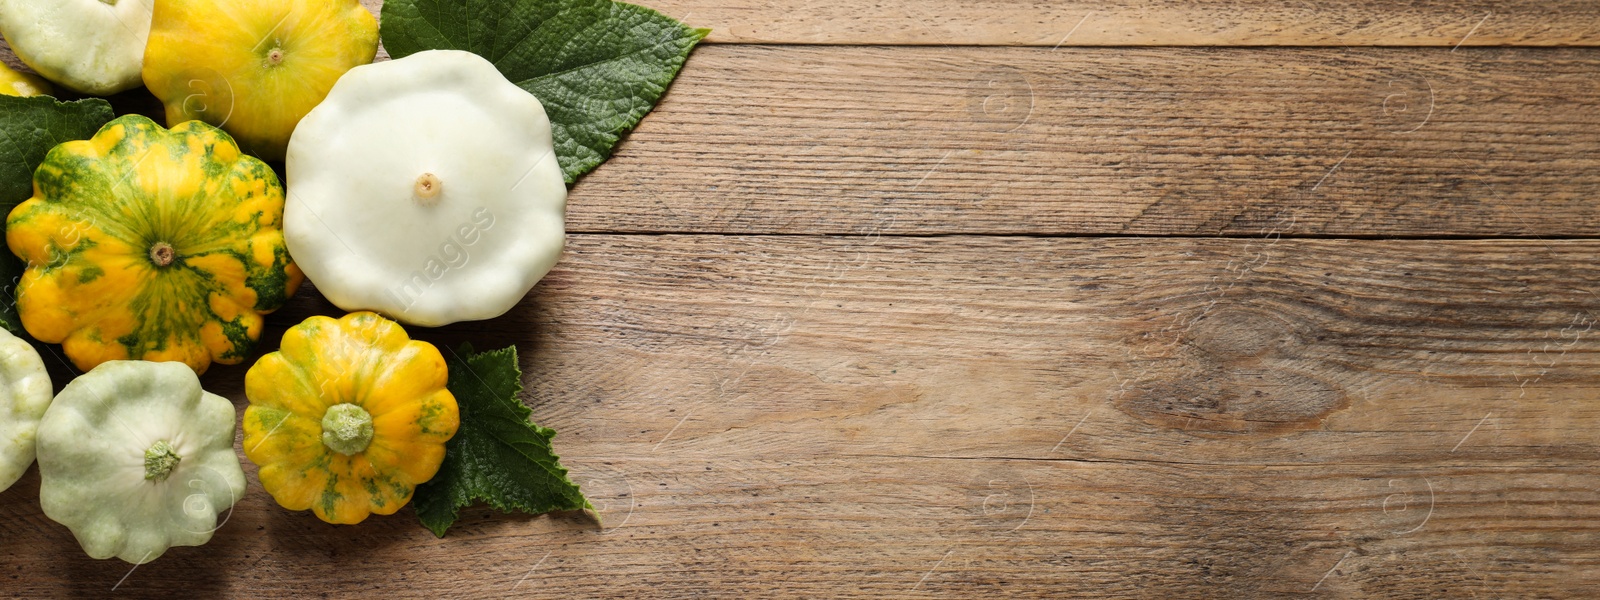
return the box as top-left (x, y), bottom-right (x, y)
top-left (0, 0), bottom-right (566, 563)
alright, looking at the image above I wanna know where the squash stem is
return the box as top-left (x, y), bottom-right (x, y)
top-left (149, 242), bottom-right (176, 267)
top-left (321, 403), bottom-right (374, 455)
top-left (414, 173), bottom-right (442, 203)
top-left (144, 440), bottom-right (181, 481)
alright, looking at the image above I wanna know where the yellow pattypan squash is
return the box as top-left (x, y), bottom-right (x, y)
top-left (0, 62), bottom-right (52, 97)
top-left (5, 115), bottom-right (302, 374)
top-left (243, 312), bottom-right (460, 525)
top-left (141, 0), bottom-right (379, 160)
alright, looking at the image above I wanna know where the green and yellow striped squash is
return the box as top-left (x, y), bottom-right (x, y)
top-left (243, 312), bottom-right (459, 525)
top-left (5, 115), bottom-right (302, 374)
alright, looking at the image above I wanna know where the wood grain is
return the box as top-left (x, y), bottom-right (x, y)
top-left (3, 1), bottom-right (1598, 596)
top-left (2, 235), bottom-right (1597, 598)
top-left (460, 0), bottom-right (1599, 46)
top-left (569, 45), bottom-right (1600, 237)
top-left (8, 0), bottom-right (1591, 48)
top-left (8, 30), bottom-right (1600, 237)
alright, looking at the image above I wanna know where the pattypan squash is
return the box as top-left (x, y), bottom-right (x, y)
top-left (37, 360), bottom-right (246, 564)
top-left (0, 62), bottom-right (52, 97)
top-left (285, 50), bottom-right (567, 327)
top-left (243, 311), bottom-right (459, 525)
top-left (0, 327), bottom-right (54, 492)
top-left (142, 0), bottom-right (379, 160)
top-left (5, 115), bottom-right (302, 374)
top-left (0, 0), bottom-right (151, 95)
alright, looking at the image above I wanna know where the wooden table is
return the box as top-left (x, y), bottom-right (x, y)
top-left (4, 1), bottom-right (1600, 597)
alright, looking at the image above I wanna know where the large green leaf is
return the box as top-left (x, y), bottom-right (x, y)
top-left (414, 343), bottom-right (590, 537)
top-left (0, 96), bottom-right (115, 335)
top-left (380, 0), bottom-right (708, 183)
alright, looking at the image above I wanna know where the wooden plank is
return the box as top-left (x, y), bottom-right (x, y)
top-left (638, 0), bottom-right (1600, 46)
top-left (3, 457), bottom-right (1596, 597)
top-left (2, 235), bottom-right (1596, 597)
top-left (570, 45), bottom-right (1600, 237)
top-left (399, 0), bottom-right (1600, 47)
top-left (566, 45), bottom-right (1600, 236)
top-left (9, 40), bottom-right (1600, 238)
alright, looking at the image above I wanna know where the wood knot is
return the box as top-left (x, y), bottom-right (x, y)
top-left (1118, 305), bottom-right (1348, 437)
top-left (1116, 368), bottom-right (1348, 436)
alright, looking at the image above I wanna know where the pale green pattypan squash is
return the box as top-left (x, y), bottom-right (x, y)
top-left (36, 361), bottom-right (245, 564)
top-left (285, 50), bottom-right (566, 327)
top-left (0, 0), bottom-right (152, 95)
top-left (0, 327), bottom-right (53, 491)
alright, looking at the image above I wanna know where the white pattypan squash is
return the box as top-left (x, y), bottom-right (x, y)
top-left (36, 361), bottom-right (245, 564)
top-left (285, 49), bottom-right (566, 327)
top-left (0, 328), bottom-right (53, 491)
top-left (0, 0), bottom-right (153, 95)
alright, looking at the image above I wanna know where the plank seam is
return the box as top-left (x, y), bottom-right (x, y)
top-left (566, 230), bottom-right (1600, 241)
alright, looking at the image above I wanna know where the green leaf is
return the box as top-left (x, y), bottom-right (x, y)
top-left (380, 0), bottom-right (708, 183)
top-left (414, 343), bottom-right (591, 537)
top-left (0, 96), bottom-right (115, 336)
